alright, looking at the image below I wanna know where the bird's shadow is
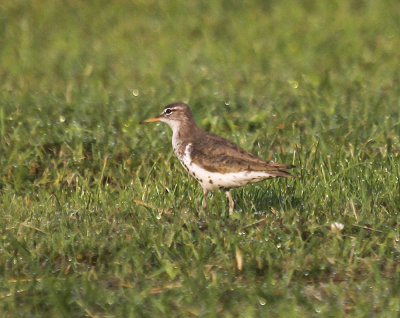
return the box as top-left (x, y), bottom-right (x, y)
top-left (232, 184), bottom-right (304, 216)
top-left (194, 185), bottom-right (303, 224)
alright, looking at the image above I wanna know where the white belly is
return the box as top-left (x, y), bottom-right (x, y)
top-left (180, 143), bottom-right (274, 190)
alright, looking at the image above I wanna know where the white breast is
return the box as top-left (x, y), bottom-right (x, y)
top-left (180, 143), bottom-right (274, 190)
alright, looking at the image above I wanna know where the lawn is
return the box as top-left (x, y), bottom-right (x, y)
top-left (1, 0), bottom-right (400, 316)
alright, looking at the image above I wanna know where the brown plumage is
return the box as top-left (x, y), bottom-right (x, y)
top-left (141, 102), bottom-right (295, 214)
top-left (190, 129), bottom-right (294, 176)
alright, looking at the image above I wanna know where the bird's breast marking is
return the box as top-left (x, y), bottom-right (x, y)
top-left (183, 143), bottom-right (193, 166)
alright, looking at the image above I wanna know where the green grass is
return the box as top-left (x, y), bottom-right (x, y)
top-left (1, 0), bottom-right (400, 316)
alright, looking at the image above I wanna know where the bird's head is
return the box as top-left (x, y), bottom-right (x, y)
top-left (140, 102), bottom-right (195, 131)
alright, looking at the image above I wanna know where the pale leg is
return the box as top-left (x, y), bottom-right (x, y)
top-left (225, 189), bottom-right (234, 214)
top-left (201, 189), bottom-right (209, 211)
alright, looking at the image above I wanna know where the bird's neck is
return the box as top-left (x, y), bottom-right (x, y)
top-left (171, 119), bottom-right (198, 140)
top-left (171, 119), bottom-right (199, 153)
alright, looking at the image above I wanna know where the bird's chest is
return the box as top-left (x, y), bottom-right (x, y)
top-left (172, 135), bottom-right (192, 174)
top-left (172, 132), bottom-right (186, 159)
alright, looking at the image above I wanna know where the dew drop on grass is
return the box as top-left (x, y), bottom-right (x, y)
top-left (288, 79), bottom-right (299, 89)
top-left (258, 297), bottom-right (266, 306)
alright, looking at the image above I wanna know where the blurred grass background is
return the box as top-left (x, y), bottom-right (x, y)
top-left (1, 0), bottom-right (400, 316)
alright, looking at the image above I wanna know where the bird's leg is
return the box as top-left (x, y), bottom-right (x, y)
top-left (225, 189), bottom-right (234, 215)
top-left (201, 189), bottom-right (209, 214)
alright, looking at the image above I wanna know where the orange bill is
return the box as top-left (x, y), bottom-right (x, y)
top-left (140, 116), bottom-right (161, 124)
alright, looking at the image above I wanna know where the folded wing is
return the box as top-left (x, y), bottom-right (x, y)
top-left (191, 131), bottom-right (295, 177)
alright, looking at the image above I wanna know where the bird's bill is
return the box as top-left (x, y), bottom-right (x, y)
top-left (140, 116), bottom-right (161, 124)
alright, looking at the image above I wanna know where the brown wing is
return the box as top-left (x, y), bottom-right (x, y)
top-left (191, 130), bottom-right (295, 177)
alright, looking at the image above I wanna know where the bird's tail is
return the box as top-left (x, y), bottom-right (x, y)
top-left (271, 163), bottom-right (296, 178)
top-left (275, 170), bottom-right (295, 178)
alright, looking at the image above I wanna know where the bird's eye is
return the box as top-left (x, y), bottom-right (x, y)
top-left (165, 108), bottom-right (172, 114)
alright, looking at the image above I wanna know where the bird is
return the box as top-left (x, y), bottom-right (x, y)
top-left (140, 102), bottom-right (295, 215)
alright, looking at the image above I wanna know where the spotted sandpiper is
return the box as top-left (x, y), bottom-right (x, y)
top-left (140, 102), bottom-right (295, 214)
